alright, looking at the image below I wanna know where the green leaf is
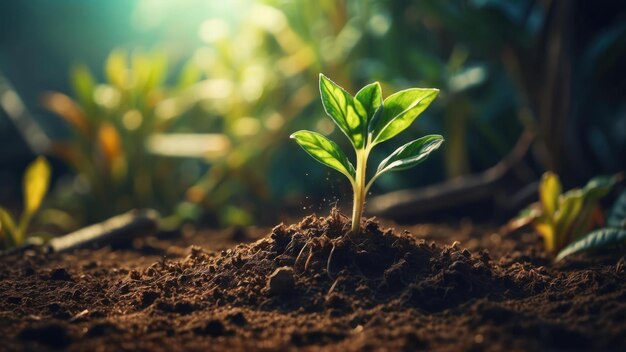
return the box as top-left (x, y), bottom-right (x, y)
top-left (319, 74), bottom-right (367, 149)
top-left (607, 189), bottom-right (626, 228)
top-left (106, 49), bottom-right (128, 89)
top-left (70, 64), bottom-right (95, 107)
top-left (553, 190), bottom-right (584, 250)
top-left (290, 130), bottom-right (355, 181)
top-left (369, 88), bottom-right (439, 145)
top-left (556, 228), bottom-right (626, 261)
top-left (582, 174), bottom-right (617, 201)
top-left (23, 156), bottom-right (51, 217)
top-left (355, 82), bottom-right (382, 125)
top-left (375, 135), bottom-right (444, 177)
top-left (539, 172), bottom-right (561, 217)
top-left (0, 207), bottom-right (16, 236)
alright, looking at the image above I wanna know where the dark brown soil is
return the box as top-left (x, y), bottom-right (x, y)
top-left (1, 210), bottom-right (625, 351)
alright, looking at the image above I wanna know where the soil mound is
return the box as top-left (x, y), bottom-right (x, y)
top-left (1, 210), bottom-right (625, 351)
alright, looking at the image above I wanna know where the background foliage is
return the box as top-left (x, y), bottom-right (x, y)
top-left (0, 0), bottom-right (624, 228)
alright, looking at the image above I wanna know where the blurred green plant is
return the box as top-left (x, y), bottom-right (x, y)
top-left (0, 157), bottom-right (51, 249)
top-left (43, 49), bottom-right (208, 224)
top-left (292, 74), bottom-right (443, 234)
top-left (518, 171), bottom-right (623, 259)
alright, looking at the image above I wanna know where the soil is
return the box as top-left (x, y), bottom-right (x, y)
top-left (1, 209), bottom-right (625, 351)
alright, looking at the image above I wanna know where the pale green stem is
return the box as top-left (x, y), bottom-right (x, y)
top-left (351, 147), bottom-right (370, 234)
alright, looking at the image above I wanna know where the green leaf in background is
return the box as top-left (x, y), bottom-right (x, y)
top-left (582, 174), bottom-right (618, 200)
top-left (70, 64), bottom-right (96, 108)
top-left (319, 74), bottom-right (367, 148)
top-left (0, 207), bottom-right (16, 238)
top-left (355, 82), bottom-right (382, 126)
top-left (374, 135), bottom-right (444, 178)
top-left (553, 190), bottom-right (585, 250)
top-left (556, 228), bottom-right (626, 261)
top-left (539, 172), bottom-right (561, 217)
top-left (369, 88), bottom-right (439, 145)
top-left (290, 130), bottom-right (356, 181)
top-left (23, 156), bottom-right (51, 217)
top-left (106, 49), bottom-right (128, 89)
top-left (607, 189), bottom-right (626, 228)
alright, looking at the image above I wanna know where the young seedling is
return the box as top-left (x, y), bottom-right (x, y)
top-left (291, 74), bottom-right (443, 235)
top-left (0, 156), bottom-right (51, 249)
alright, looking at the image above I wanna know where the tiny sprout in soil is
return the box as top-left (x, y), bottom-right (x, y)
top-left (291, 74), bottom-right (443, 234)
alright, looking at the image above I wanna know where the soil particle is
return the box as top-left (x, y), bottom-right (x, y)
top-left (18, 322), bottom-right (72, 349)
top-left (267, 266), bottom-right (295, 296)
top-left (49, 267), bottom-right (72, 281)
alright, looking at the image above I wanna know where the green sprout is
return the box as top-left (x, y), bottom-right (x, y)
top-left (0, 156), bottom-right (51, 249)
top-left (291, 74), bottom-right (443, 234)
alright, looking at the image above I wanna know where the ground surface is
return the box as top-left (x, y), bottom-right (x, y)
top-left (1, 210), bottom-right (625, 351)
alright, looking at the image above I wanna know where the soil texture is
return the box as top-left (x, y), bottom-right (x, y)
top-left (1, 210), bottom-right (625, 351)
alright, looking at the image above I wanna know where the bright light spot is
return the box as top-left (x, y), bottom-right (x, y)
top-left (1, 90), bottom-right (24, 116)
top-left (122, 110), bottom-right (143, 130)
top-left (316, 118), bottom-right (335, 135)
top-left (369, 14), bottom-right (391, 36)
top-left (265, 112), bottom-right (284, 131)
top-left (194, 79), bottom-right (234, 100)
top-left (241, 65), bottom-right (266, 102)
top-left (250, 4), bottom-right (287, 33)
top-left (449, 66), bottom-right (486, 92)
top-left (232, 117), bottom-right (261, 136)
top-left (155, 98), bottom-right (180, 121)
top-left (147, 133), bottom-right (231, 160)
top-left (199, 19), bottom-right (230, 43)
top-left (93, 85), bottom-right (121, 109)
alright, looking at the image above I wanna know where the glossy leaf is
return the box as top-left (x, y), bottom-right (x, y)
top-left (539, 172), bottom-right (561, 216)
top-left (553, 190), bottom-right (584, 251)
top-left (369, 88), bottom-right (439, 145)
top-left (319, 74), bottom-right (367, 148)
top-left (534, 218), bottom-right (556, 252)
top-left (556, 228), bottom-right (626, 261)
top-left (374, 135), bottom-right (444, 178)
top-left (355, 82), bottom-right (382, 125)
top-left (290, 130), bottom-right (355, 181)
top-left (582, 174), bottom-right (617, 200)
top-left (23, 156), bottom-right (51, 217)
top-left (607, 189), bottom-right (626, 228)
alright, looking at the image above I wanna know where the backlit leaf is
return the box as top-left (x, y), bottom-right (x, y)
top-left (106, 49), bottom-right (128, 89)
top-left (556, 228), bottom-right (626, 261)
top-left (319, 74), bottom-right (367, 149)
top-left (0, 207), bottom-right (16, 237)
top-left (539, 172), bottom-right (561, 216)
top-left (553, 190), bottom-right (584, 251)
top-left (369, 88), bottom-right (439, 145)
top-left (534, 218), bottom-right (556, 253)
top-left (374, 135), bottom-right (444, 178)
top-left (355, 82), bottom-right (382, 126)
top-left (23, 156), bottom-right (51, 217)
top-left (290, 130), bottom-right (355, 181)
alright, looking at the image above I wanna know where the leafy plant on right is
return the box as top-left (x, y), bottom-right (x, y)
top-left (520, 172), bottom-right (626, 260)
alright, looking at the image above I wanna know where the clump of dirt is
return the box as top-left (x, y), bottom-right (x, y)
top-left (1, 210), bottom-right (625, 351)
